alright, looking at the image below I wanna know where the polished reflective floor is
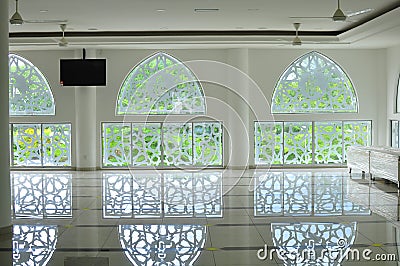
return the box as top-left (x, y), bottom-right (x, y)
top-left (1, 169), bottom-right (400, 265)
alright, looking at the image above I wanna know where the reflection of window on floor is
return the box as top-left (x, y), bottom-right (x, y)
top-left (103, 172), bottom-right (222, 218)
top-left (254, 121), bottom-right (371, 165)
top-left (254, 172), bottom-right (371, 217)
top-left (271, 222), bottom-right (356, 265)
top-left (119, 224), bottom-right (206, 265)
top-left (391, 120), bottom-right (400, 148)
top-left (12, 172), bottom-right (72, 219)
top-left (12, 225), bottom-right (58, 266)
top-left (102, 122), bottom-right (223, 167)
top-left (10, 123), bottom-right (72, 167)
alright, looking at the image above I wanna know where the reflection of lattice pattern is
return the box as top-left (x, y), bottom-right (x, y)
top-left (13, 124), bottom-right (42, 166)
top-left (254, 122), bottom-right (283, 165)
top-left (254, 172), bottom-right (283, 216)
top-left (133, 174), bottom-right (162, 218)
top-left (163, 123), bottom-right (193, 166)
top-left (254, 172), bottom-right (371, 217)
top-left (132, 123), bottom-right (161, 166)
top-left (315, 121), bottom-right (343, 164)
top-left (103, 123), bottom-right (131, 167)
top-left (193, 173), bottom-right (222, 217)
top-left (193, 122), bottom-right (222, 166)
top-left (9, 54), bottom-right (55, 116)
top-left (119, 225), bottom-right (206, 266)
top-left (284, 173), bottom-right (312, 215)
top-left (343, 121), bottom-right (372, 161)
top-left (271, 222), bottom-right (356, 265)
top-left (42, 124), bottom-right (71, 166)
top-left (271, 51), bottom-right (357, 113)
top-left (103, 172), bottom-right (222, 218)
top-left (314, 174), bottom-right (342, 215)
top-left (116, 52), bottom-right (205, 115)
top-left (165, 174), bottom-right (193, 217)
top-left (13, 172), bottom-right (72, 218)
top-left (284, 122), bottom-right (312, 164)
top-left (13, 225), bottom-right (58, 266)
top-left (103, 174), bottom-right (133, 218)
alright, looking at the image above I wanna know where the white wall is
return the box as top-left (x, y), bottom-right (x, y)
top-left (10, 47), bottom-right (388, 168)
top-left (386, 44), bottom-right (400, 145)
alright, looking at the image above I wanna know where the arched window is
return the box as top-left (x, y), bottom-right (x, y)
top-left (116, 52), bottom-right (206, 115)
top-left (9, 54), bottom-right (55, 116)
top-left (271, 51), bottom-right (358, 113)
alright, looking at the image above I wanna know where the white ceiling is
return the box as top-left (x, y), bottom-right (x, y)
top-left (8, 0), bottom-right (400, 49)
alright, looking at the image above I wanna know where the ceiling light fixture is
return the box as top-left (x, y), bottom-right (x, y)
top-left (194, 8), bottom-right (219, 12)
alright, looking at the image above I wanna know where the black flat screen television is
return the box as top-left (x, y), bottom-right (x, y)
top-left (60, 59), bottom-right (106, 86)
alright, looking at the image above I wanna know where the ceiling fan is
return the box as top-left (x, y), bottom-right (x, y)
top-left (290, 0), bottom-right (373, 22)
top-left (10, 0), bottom-right (67, 25)
top-left (57, 24), bottom-right (68, 47)
top-left (276, 22), bottom-right (350, 46)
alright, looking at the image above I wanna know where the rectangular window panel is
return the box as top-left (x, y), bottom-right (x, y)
top-left (193, 172), bottom-right (223, 217)
top-left (313, 173), bottom-right (342, 215)
top-left (162, 123), bottom-right (193, 166)
top-left (314, 121), bottom-right (343, 164)
top-left (391, 120), bottom-right (399, 148)
top-left (102, 123), bottom-right (131, 167)
top-left (343, 121), bottom-right (372, 162)
top-left (255, 122), bottom-right (283, 165)
top-left (193, 122), bottom-right (222, 166)
top-left (12, 124), bottom-right (42, 166)
top-left (133, 174), bottom-right (162, 218)
top-left (131, 123), bottom-right (161, 166)
top-left (254, 172), bottom-right (284, 216)
top-left (284, 122), bottom-right (312, 164)
top-left (42, 124), bottom-right (71, 166)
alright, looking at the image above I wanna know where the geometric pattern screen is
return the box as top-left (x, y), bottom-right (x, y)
top-left (12, 225), bottom-right (58, 266)
top-left (254, 172), bottom-right (371, 217)
top-left (102, 122), bottom-right (222, 167)
top-left (11, 123), bottom-right (72, 167)
top-left (12, 172), bottom-right (72, 219)
top-left (391, 120), bottom-right (400, 148)
top-left (119, 224), bottom-right (206, 266)
top-left (103, 172), bottom-right (222, 218)
top-left (271, 51), bottom-right (358, 113)
top-left (9, 53), bottom-right (55, 116)
top-left (255, 120), bottom-right (371, 165)
top-left (271, 222), bottom-right (357, 265)
top-left (116, 52), bottom-right (206, 115)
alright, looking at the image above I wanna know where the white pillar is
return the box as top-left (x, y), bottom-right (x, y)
top-left (226, 48), bottom-right (251, 169)
top-left (0, 0), bottom-right (12, 228)
top-left (75, 49), bottom-right (97, 170)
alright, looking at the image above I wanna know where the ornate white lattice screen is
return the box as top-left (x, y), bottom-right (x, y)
top-left (102, 122), bottom-right (222, 167)
top-left (391, 120), bottom-right (400, 148)
top-left (271, 51), bottom-right (357, 113)
top-left (12, 225), bottom-right (58, 266)
top-left (9, 54), bottom-right (55, 116)
top-left (11, 123), bottom-right (72, 167)
top-left (116, 52), bottom-right (205, 115)
top-left (271, 222), bottom-right (356, 265)
top-left (12, 172), bottom-right (72, 218)
top-left (103, 172), bottom-right (222, 218)
top-left (254, 172), bottom-right (371, 217)
top-left (119, 224), bottom-right (206, 266)
top-left (255, 121), bottom-right (371, 165)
